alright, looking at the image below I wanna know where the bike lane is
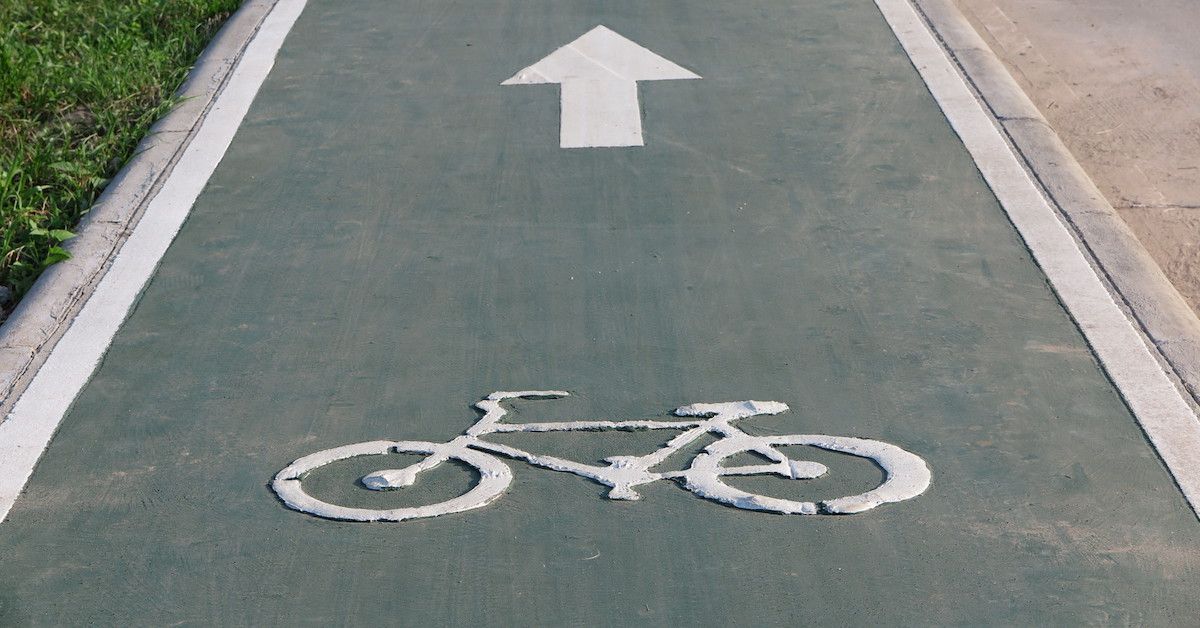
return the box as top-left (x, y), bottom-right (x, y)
top-left (2, 0), bottom-right (1199, 624)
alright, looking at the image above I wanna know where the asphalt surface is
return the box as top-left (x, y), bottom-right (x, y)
top-left (1, 0), bottom-right (1198, 624)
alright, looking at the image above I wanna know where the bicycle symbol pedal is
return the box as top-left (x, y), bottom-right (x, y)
top-left (272, 391), bottom-right (931, 522)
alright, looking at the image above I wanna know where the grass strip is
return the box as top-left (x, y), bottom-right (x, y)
top-left (1, 0), bottom-right (243, 320)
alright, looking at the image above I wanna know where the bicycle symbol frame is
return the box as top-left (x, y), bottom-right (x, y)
top-left (272, 391), bottom-right (932, 522)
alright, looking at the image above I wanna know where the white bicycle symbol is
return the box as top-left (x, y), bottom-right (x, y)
top-left (272, 391), bottom-right (932, 522)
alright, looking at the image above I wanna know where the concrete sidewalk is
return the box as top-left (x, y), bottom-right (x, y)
top-left (952, 0), bottom-right (1200, 309)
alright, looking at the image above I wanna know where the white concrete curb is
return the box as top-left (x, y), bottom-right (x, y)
top-left (911, 0), bottom-right (1200, 409)
top-left (0, 0), bottom-right (279, 417)
top-left (879, 0), bottom-right (1200, 518)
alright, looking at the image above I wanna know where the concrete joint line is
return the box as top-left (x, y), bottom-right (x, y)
top-left (0, 0), bottom-right (282, 419)
top-left (892, 0), bottom-right (1200, 517)
top-left (994, 115), bottom-right (1047, 125)
top-left (1120, 204), bottom-right (1200, 211)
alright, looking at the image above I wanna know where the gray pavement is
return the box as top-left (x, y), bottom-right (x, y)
top-left (1, 0), bottom-right (1199, 624)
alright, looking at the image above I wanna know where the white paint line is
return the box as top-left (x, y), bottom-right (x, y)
top-left (876, 0), bottom-right (1200, 516)
top-left (0, 0), bottom-right (308, 524)
top-left (502, 25), bottom-right (700, 148)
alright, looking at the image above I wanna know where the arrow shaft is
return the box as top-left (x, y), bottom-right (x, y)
top-left (559, 78), bottom-right (642, 149)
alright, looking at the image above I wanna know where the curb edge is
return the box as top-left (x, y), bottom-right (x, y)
top-left (912, 0), bottom-right (1200, 409)
top-left (0, 0), bottom-right (279, 417)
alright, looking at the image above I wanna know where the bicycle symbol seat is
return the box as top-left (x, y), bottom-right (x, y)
top-left (272, 391), bottom-right (932, 522)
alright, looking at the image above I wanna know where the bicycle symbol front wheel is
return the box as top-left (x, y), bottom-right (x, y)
top-left (272, 440), bottom-right (512, 522)
top-left (683, 434), bottom-right (931, 515)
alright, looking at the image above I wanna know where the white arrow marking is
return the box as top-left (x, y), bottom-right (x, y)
top-left (502, 25), bottom-right (700, 149)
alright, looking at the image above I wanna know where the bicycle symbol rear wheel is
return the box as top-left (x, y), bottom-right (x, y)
top-left (683, 434), bottom-right (931, 515)
top-left (272, 440), bottom-right (512, 522)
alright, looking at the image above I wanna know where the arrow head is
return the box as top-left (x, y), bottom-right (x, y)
top-left (502, 25), bottom-right (701, 85)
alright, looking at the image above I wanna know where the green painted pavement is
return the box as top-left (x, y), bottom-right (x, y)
top-left (2, 0), bottom-right (1198, 624)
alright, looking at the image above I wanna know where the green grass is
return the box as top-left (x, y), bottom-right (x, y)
top-left (1, 0), bottom-right (242, 319)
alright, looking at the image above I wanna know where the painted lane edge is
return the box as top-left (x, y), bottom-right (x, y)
top-left (876, 0), bottom-right (1200, 517)
top-left (0, 0), bottom-right (310, 524)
